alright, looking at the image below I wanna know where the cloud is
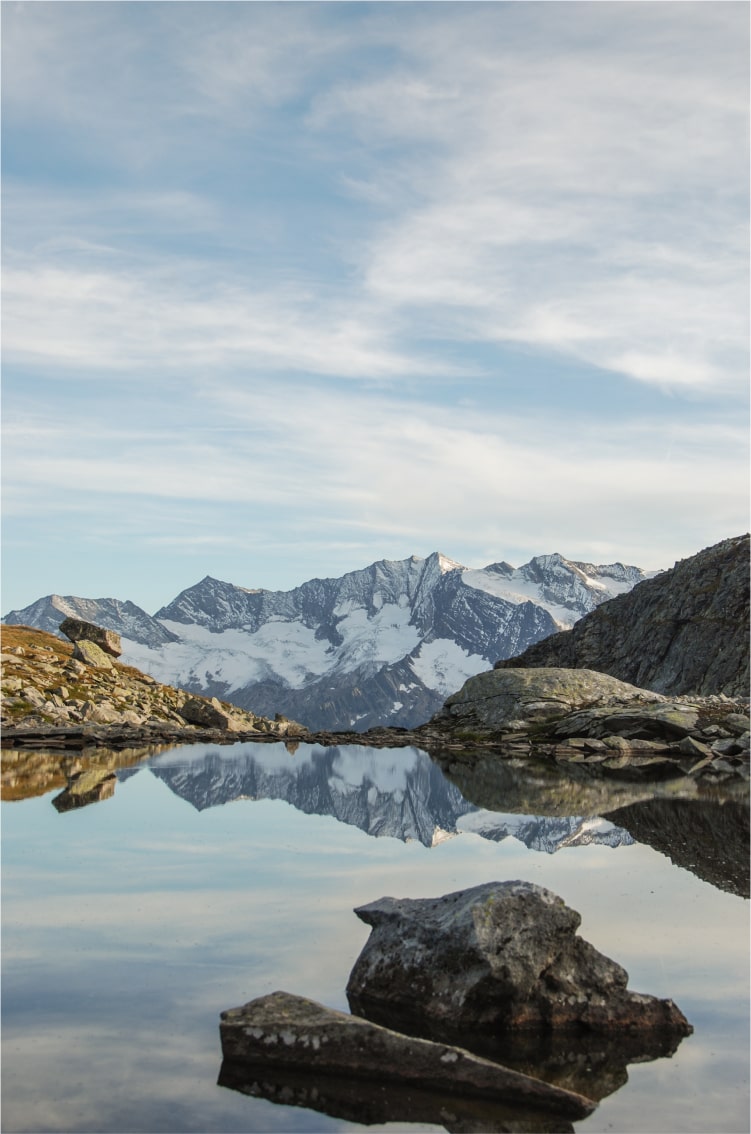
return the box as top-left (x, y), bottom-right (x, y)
top-left (2, 254), bottom-right (461, 381)
top-left (4, 3), bottom-right (746, 395)
top-left (3, 385), bottom-right (746, 577)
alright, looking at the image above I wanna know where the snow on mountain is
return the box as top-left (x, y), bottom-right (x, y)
top-left (462, 553), bottom-right (650, 629)
top-left (3, 549), bottom-right (651, 732)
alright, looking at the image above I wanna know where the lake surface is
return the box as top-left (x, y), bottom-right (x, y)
top-left (2, 741), bottom-right (748, 1133)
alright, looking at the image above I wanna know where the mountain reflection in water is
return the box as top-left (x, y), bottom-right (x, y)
top-left (1, 739), bottom-right (747, 1134)
top-left (147, 743), bottom-right (635, 854)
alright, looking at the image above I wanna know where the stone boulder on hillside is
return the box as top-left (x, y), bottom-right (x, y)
top-left (59, 617), bottom-right (122, 658)
top-left (496, 535), bottom-right (749, 698)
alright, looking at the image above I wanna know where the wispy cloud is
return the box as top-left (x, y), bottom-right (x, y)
top-left (1, 2), bottom-right (747, 609)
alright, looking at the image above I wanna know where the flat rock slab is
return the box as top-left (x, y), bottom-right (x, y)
top-left (219, 991), bottom-right (596, 1119)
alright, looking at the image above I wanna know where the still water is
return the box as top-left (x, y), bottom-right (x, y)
top-left (2, 742), bottom-right (748, 1133)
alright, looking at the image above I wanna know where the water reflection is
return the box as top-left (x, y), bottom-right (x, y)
top-left (217, 1060), bottom-right (577, 1133)
top-left (147, 743), bottom-right (638, 854)
top-left (2, 739), bottom-right (747, 1134)
top-left (603, 797), bottom-right (750, 898)
top-left (0, 744), bottom-right (159, 803)
top-left (4, 742), bottom-right (747, 897)
top-left (52, 768), bottom-right (117, 812)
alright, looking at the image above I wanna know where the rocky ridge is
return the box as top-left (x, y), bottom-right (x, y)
top-left (0, 625), bottom-right (306, 747)
top-left (497, 535), bottom-right (749, 698)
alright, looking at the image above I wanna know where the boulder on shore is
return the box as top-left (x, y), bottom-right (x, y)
top-left (59, 618), bottom-right (122, 658)
top-left (219, 991), bottom-right (596, 1119)
top-left (431, 668), bottom-right (664, 737)
top-left (346, 881), bottom-right (692, 1039)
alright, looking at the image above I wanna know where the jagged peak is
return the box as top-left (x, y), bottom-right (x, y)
top-left (425, 551), bottom-right (465, 574)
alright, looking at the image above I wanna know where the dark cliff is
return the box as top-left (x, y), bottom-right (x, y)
top-left (496, 535), bottom-right (749, 698)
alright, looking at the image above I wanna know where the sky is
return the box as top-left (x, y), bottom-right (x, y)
top-left (2, 1), bottom-right (749, 616)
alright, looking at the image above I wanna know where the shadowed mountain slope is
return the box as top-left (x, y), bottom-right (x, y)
top-left (497, 536), bottom-right (749, 698)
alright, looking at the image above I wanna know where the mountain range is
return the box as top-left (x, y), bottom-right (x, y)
top-left (3, 550), bottom-right (650, 731)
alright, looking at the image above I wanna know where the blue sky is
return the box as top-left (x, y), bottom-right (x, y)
top-left (2, 1), bottom-right (748, 615)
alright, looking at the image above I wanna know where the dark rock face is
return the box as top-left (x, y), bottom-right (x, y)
top-left (177, 696), bottom-right (235, 730)
top-left (497, 536), bottom-right (750, 698)
top-left (60, 618), bottom-right (122, 658)
top-left (219, 991), bottom-right (596, 1119)
top-left (346, 882), bottom-right (692, 1038)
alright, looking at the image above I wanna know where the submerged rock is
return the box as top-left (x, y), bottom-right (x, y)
top-left (346, 881), bottom-right (692, 1039)
top-left (218, 991), bottom-right (596, 1119)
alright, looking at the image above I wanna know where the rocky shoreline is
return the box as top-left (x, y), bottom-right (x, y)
top-left (2, 625), bottom-right (748, 786)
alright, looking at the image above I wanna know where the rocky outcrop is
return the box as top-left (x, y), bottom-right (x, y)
top-left (496, 536), bottom-right (749, 698)
top-left (0, 625), bottom-right (305, 744)
top-left (431, 668), bottom-right (663, 736)
top-left (219, 991), bottom-right (596, 1119)
top-left (59, 617), bottom-right (123, 658)
top-left (420, 666), bottom-right (749, 780)
top-left (346, 882), bottom-right (692, 1040)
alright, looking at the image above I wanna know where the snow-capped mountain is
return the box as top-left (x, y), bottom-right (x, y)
top-left (144, 741), bottom-right (634, 852)
top-left (2, 594), bottom-right (178, 648)
top-left (3, 549), bottom-right (651, 731)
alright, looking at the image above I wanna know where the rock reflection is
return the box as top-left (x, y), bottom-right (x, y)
top-left (217, 1060), bottom-right (576, 1133)
top-left (0, 745), bottom-right (163, 803)
top-left (604, 797), bottom-right (750, 898)
top-left (52, 768), bottom-right (117, 812)
top-left (342, 1007), bottom-right (687, 1104)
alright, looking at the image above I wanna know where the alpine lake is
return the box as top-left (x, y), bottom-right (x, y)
top-left (2, 738), bottom-right (748, 1134)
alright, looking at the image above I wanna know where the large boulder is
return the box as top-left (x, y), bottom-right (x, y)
top-left (59, 618), bottom-right (122, 658)
top-left (431, 668), bottom-right (663, 737)
top-left (178, 696), bottom-right (236, 730)
top-left (346, 882), bottom-right (692, 1039)
top-left (72, 640), bottom-right (114, 669)
top-left (219, 991), bottom-right (596, 1119)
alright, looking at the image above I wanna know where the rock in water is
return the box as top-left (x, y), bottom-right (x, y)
top-left (219, 991), bottom-right (596, 1119)
top-left (59, 618), bottom-right (122, 658)
top-left (346, 882), bottom-right (692, 1038)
